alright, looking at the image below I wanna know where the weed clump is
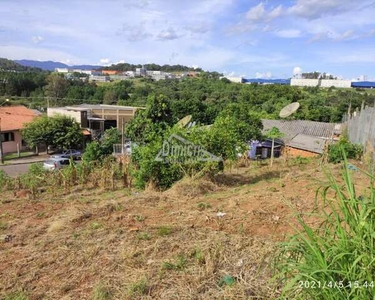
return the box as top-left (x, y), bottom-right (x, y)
top-left (276, 151), bottom-right (375, 299)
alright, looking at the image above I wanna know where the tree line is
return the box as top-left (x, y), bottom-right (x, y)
top-left (1, 70), bottom-right (374, 124)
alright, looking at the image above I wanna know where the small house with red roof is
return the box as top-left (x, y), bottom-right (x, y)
top-left (0, 106), bottom-right (40, 154)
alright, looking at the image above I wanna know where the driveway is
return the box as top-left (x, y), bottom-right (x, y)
top-left (0, 163), bottom-right (32, 176)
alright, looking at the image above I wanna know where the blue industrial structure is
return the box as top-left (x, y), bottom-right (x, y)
top-left (243, 78), bottom-right (375, 89)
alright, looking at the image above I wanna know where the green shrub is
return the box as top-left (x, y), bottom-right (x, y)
top-left (19, 162), bottom-right (47, 194)
top-left (328, 136), bottom-right (363, 163)
top-left (275, 150), bottom-right (375, 299)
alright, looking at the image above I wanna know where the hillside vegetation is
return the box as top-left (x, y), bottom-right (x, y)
top-left (1, 69), bottom-right (373, 124)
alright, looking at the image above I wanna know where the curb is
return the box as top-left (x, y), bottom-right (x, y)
top-left (1, 158), bottom-right (47, 166)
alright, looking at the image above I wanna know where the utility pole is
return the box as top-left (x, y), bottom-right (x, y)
top-left (0, 117), bottom-right (3, 164)
top-left (121, 118), bottom-right (124, 154)
top-left (0, 99), bottom-right (9, 164)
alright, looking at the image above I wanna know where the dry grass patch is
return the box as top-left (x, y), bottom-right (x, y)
top-left (166, 176), bottom-right (220, 198)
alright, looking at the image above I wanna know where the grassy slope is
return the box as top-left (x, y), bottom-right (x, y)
top-left (0, 158), bottom-right (368, 299)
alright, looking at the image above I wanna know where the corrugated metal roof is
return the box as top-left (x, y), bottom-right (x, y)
top-left (288, 134), bottom-right (326, 154)
top-left (261, 119), bottom-right (340, 153)
top-left (262, 119), bottom-right (340, 141)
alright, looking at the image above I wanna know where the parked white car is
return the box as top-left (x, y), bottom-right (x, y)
top-left (43, 158), bottom-right (73, 171)
top-left (50, 149), bottom-right (82, 160)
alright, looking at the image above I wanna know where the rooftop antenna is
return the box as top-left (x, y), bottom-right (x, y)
top-left (279, 102), bottom-right (300, 119)
top-left (176, 115), bottom-right (192, 128)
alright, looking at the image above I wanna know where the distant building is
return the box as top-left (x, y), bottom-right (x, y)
top-left (220, 76), bottom-right (244, 83)
top-left (109, 75), bottom-right (130, 80)
top-left (135, 66), bottom-right (147, 76)
top-left (102, 70), bottom-right (121, 75)
top-left (89, 75), bottom-right (110, 82)
top-left (47, 104), bottom-right (144, 139)
top-left (125, 71), bottom-right (135, 77)
top-left (291, 78), bottom-right (351, 88)
top-left (290, 78), bottom-right (319, 87)
top-left (320, 79), bottom-right (351, 88)
top-left (0, 106), bottom-right (40, 154)
top-left (152, 74), bottom-right (168, 81)
top-left (55, 68), bottom-right (69, 73)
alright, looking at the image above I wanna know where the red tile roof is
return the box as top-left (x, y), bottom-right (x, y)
top-left (0, 106), bottom-right (39, 132)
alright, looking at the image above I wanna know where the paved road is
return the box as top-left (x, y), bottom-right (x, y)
top-left (0, 163), bottom-right (31, 176)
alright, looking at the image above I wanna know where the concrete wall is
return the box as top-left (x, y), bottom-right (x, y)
top-left (320, 79), bottom-right (351, 88)
top-left (291, 78), bottom-right (352, 88)
top-left (47, 108), bottom-right (83, 125)
top-left (2, 130), bottom-right (23, 154)
top-left (290, 79), bottom-right (319, 87)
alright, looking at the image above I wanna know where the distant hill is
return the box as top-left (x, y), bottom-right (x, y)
top-left (100, 63), bottom-right (203, 73)
top-left (11, 59), bottom-right (202, 73)
top-left (0, 58), bottom-right (43, 72)
top-left (15, 60), bottom-right (101, 71)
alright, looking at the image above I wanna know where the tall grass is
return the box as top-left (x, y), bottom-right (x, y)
top-left (275, 150), bottom-right (375, 299)
top-left (0, 158), bottom-right (131, 197)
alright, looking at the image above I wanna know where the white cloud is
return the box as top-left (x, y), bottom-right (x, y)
top-left (245, 3), bottom-right (284, 23)
top-left (288, 0), bottom-right (357, 19)
top-left (185, 23), bottom-right (211, 34)
top-left (246, 3), bottom-right (266, 21)
top-left (31, 35), bottom-right (44, 44)
top-left (255, 71), bottom-right (272, 79)
top-left (118, 22), bottom-right (152, 42)
top-left (275, 29), bottom-right (301, 38)
top-left (157, 27), bottom-right (179, 40)
top-left (268, 5), bottom-right (283, 19)
top-left (99, 58), bottom-right (111, 65)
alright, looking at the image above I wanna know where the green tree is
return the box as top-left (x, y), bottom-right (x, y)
top-left (44, 73), bottom-right (69, 104)
top-left (21, 115), bottom-right (53, 150)
top-left (49, 115), bottom-right (84, 149)
top-left (265, 126), bottom-right (284, 167)
top-left (22, 115), bottom-right (83, 151)
top-left (82, 128), bottom-right (120, 162)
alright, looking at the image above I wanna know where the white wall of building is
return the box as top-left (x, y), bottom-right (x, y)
top-left (290, 79), bottom-right (319, 87)
top-left (55, 68), bottom-right (69, 73)
top-left (320, 79), bottom-right (351, 88)
top-left (221, 76), bottom-right (244, 83)
top-left (47, 108), bottom-right (83, 124)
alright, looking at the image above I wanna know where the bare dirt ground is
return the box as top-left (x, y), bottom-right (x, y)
top-left (0, 158), bottom-right (368, 299)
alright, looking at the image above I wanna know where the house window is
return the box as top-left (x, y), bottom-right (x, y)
top-left (2, 132), bottom-right (15, 142)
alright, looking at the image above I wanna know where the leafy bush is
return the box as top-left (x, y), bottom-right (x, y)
top-left (328, 136), bottom-right (363, 163)
top-left (275, 151), bottom-right (375, 299)
top-left (82, 128), bottom-right (120, 163)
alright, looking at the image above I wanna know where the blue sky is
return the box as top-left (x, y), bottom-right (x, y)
top-left (0, 0), bottom-right (375, 79)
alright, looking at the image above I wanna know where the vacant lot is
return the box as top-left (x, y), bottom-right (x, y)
top-left (0, 158), bottom-right (367, 299)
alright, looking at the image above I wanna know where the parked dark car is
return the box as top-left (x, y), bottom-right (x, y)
top-left (50, 149), bottom-right (82, 160)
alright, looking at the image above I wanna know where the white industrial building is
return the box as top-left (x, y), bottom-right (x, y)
top-left (135, 66), bottom-right (147, 76)
top-left (290, 79), bottom-right (319, 87)
top-left (89, 75), bottom-right (110, 82)
top-left (220, 76), bottom-right (244, 83)
top-left (55, 68), bottom-right (70, 73)
top-left (320, 79), bottom-right (351, 88)
top-left (291, 78), bottom-right (352, 88)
